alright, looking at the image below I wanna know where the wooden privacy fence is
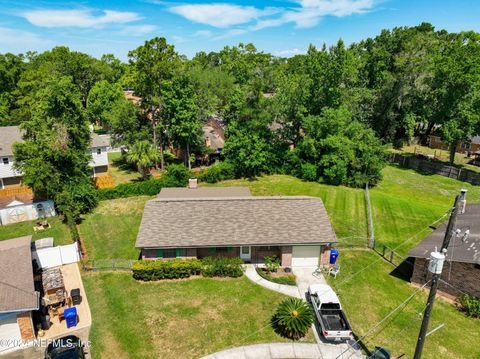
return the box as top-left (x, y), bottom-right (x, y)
top-left (388, 153), bottom-right (480, 185)
top-left (83, 259), bottom-right (134, 272)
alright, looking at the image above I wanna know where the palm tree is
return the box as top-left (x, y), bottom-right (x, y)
top-left (272, 298), bottom-right (314, 339)
top-left (126, 141), bottom-right (160, 180)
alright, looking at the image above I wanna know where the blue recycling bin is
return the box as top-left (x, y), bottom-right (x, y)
top-left (329, 249), bottom-right (339, 264)
top-left (64, 307), bottom-right (77, 328)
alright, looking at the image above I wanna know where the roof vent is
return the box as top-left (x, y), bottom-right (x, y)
top-left (188, 178), bottom-right (198, 189)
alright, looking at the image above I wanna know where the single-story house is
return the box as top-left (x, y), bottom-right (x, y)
top-left (0, 126), bottom-right (110, 188)
top-left (0, 236), bottom-right (39, 353)
top-left (0, 194), bottom-right (55, 226)
top-left (135, 187), bottom-right (337, 268)
top-left (408, 203), bottom-right (480, 298)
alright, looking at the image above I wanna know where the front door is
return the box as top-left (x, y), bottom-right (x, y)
top-left (240, 246), bottom-right (251, 261)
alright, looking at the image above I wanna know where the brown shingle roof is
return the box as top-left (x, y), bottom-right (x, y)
top-left (0, 126), bottom-right (23, 157)
top-left (135, 194), bottom-right (337, 248)
top-left (158, 186), bottom-right (251, 199)
top-left (0, 236), bottom-right (39, 313)
top-left (408, 204), bottom-right (480, 264)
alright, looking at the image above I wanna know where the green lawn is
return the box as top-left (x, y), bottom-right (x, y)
top-left (0, 216), bottom-right (72, 245)
top-left (108, 152), bottom-right (142, 185)
top-left (205, 166), bottom-right (480, 358)
top-left (78, 166), bottom-right (480, 358)
top-left (78, 196), bottom-right (150, 260)
top-left (82, 273), bottom-right (314, 359)
top-left (327, 250), bottom-right (480, 359)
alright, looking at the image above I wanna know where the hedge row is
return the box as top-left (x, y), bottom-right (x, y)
top-left (132, 259), bottom-right (202, 280)
top-left (132, 256), bottom-right (245, 281)
top-left (198, 161), bottom-right (236, 184)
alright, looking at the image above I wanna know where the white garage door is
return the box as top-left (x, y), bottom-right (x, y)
top-left (0, 315), bottom-right (22, 352)
top-left (292, 245), bottom-right (321, 267)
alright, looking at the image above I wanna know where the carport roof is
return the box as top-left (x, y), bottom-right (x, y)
top-left (0, 236), bottom-right (39, 313)
top-left (136, 194), bottom-right (337, 248)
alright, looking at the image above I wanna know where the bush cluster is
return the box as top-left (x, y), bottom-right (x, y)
top-left (97, 163), bottom-right (192, 200)
top-left (132, 256), bottom-right (245, 281)
top-left (198, 161), bottom-right (236, 183)
top-left (459, 294), bottom-right (480, 318)
top-left (201, 256), bottom-right (244, 277)
top-left (132, 259), bottom-right (202, 281)
top-left (255, 267), bottom-right (296, 286)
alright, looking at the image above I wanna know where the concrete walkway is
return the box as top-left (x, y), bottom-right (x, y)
top-left (201, 342), bottom-right (364, 359)
top-left (244, 264), bottom-right (301, 298)
top-left (292, 267), bottom-right (327, 300)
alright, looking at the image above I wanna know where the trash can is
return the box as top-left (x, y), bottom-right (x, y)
top-left (329, 249), bottom-right (339, 264)
top-left (64, 307), bottom-right (77, 328)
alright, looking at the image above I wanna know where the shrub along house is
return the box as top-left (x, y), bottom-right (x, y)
top-left (408, 203), bottom-right (480, 298)
top-left (135, 187), bottom-right (337, 268)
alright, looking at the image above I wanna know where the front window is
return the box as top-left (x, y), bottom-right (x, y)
top-left (2, 158), bottom-right (8, 165)
top-left (163, 249), bottom-right (176, 258)
top-left (96, 148), bottom-right (102, 155)
top-left (241, 246), bottom-right (250, 254)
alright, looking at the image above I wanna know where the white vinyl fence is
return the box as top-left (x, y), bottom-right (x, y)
top-left (32, 243), bottom-right (81, 269)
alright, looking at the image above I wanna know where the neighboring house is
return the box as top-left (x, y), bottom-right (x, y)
top-left (0, 126), bottom-right (23, 189)
top-left (89, 134), bottom-right (110, 178)
top-left (408, 203), bottom-right (480, 298)
top-left (0, 236), bottom-right (39, 353)
top-left (0, 126), bottom-right (109, 187)
top-left (428, 135), bottom-right (480, 153)
top-left (124, 89), bottom-right (141, 105)
top-left (0, 194), bottom-right (55, 226)
top-left (136, 187), bottom-right (337, 268)
top-left (202, 117), bottom-right (225, 163)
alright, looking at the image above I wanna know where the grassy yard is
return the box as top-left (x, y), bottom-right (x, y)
top-left (205, 166), bottom-right (480, 358)
top-left (83, 273), bottom-right (314, 359)
top-left (0, 216), bottom-right (71, 245)
top-left (108, 152), bottom-right (142, 185)
top-left (327, 250), bottom-right (480, 359)
top-left (78, 196), bottom-right (150, 260)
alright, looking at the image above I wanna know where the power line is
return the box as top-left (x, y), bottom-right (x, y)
top-left (334, 280), bottom-right (431, 359)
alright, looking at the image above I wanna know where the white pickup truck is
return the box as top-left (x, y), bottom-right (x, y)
top-left (308, 284), bottom-right (353, 342)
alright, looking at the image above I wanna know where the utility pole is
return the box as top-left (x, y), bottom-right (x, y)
top-left (413, 189), bottom-right (467, 359)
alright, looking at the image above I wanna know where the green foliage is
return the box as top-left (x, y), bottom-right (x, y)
top-left (126, 141), bottom-right (160, 179)
top-left (162, 163), bottom-right (192, 186)
top-left (56, 178), bottom-right (99, 222)
top-left (87, 80), bottom-right (124, 126)
top-left (108, 100), bottom-right (149, 147)
top-left (272, 298), bottom-right (314, 339)
top-left (198, 161), bottom-right (236, 183)
top-left (223, 122), bottom-right (271, 178)
top-left (201, 256), bottom-right (244, 278)
top-left (255, 267), bottom-right (297, 286)
top-left (132, 259), bottom-right (202, 281)
top-left (295, 107), bottom-right (386, 187)
top-left (264, 256), bottom-right (281, 272)
top-left (458, 294), bottom-right (480, 318)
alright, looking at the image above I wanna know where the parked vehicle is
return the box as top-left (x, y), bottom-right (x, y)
top-left (308, 284), bottom-right (353, 342)
top-left (45, 335), bottom-right (85, 359)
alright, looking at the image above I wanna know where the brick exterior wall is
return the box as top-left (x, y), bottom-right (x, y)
top-left (16, 311), bottom-right (35, 341)
top-left (280, 246), bottom-right (292, 267)
top-left (411, 258), bottom-right (480, 298)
